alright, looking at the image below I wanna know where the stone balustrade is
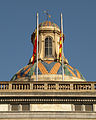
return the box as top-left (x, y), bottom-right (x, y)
top-left (0, 81), bottom-right (96, 92)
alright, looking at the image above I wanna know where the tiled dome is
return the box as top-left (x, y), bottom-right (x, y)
top-left (11, 61), bottom-right (85, 81)
top-left (39, 21), bottom-right (59, 28)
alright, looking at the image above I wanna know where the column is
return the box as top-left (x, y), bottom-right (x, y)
top-left (70, 83), bottom-right (73, 90)
top-left (82, 104), bottom-right (85, 111)
top-left (8, 104), bottom-right (12, 111)
top-left (56, 83), bottom-right (59, 90)
top-left (9, 83), bottom-right (12, 90)
top-left (44, 83), bottom-right (48, 90)
top-left (30, 83), bottom-right (33, 90)
top-left (18, 104), bottom-right (22, 111)
top-left (30, 104), bottom-right (32, 111)
top-left (71, 104), bottom-right (75, 111)
top-left (91, 83), bottom-right (95, 90)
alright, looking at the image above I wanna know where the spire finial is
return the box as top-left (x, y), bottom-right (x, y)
top-left (44, 10), bottom-right (51, 21)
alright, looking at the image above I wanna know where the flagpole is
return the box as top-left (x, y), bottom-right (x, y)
top-left (61, 13), bottom-right (64, 81)
top-left (36, 12), bottom-right (39, 81)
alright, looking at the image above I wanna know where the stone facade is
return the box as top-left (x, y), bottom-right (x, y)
top-left (0, 81), bottom-right (96, 119)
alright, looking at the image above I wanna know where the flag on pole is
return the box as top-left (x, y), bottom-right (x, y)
top-left (59, 31), bottom-right (62, 63)
top-left (31, 30), bottom-right (37, 64)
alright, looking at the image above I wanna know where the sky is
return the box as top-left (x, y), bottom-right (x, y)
top-left (0, 0), bottom-right (96, 81)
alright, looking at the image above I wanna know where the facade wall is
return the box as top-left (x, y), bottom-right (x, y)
top-left (30, 74), bottom-right (85, 81)
top-left (0, 118), bottom-right (96, 120)
top-left (31, 104), bottom-right (72, 111)
top-left (0, 104), bottom-right (8, 111)
top-left (0, 103), bottom-right (95, 112)
top-left (0, 112), bottom-right (96, 120)
top-left (0, 81), bottom-right (96, 119)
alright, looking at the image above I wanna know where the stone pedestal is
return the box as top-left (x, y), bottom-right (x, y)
top-left (93, 104), bottom-right (96, 112)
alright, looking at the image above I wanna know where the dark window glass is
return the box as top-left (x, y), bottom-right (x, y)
top-left (45, 48), bottom-right (48, 56)
top-left (22, 104), bottom-right (30, 111)
top-left (75, 105), bottom-right (81, 111)
top-left (45, 37), bottom-right (52, 57)
top-left (49, 48), bottom-right (52, 55)
top-left (12, 104), bottom-right (18, 111)
top-left (85, 105), bottom-right (93, 111)
top-left (49, 38), bottom-right (52, 47)
top-left (45, 38), bottom-right (48, 47)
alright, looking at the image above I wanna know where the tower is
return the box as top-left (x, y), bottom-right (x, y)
top-left (0, 13), bottom-right (96, 120)
top-left (11, 20), bottom-right (85, 82)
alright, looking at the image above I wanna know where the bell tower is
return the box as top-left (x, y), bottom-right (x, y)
top-left (31, 21), bottom-right (68, 63)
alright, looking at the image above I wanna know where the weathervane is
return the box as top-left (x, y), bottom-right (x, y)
top-left (44, 10), bottom-right (51, 20)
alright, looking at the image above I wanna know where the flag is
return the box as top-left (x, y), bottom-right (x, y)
top-left (59, 31), bottom-right (62, 62)
top-left (31, 30), bottom-right (37, 64)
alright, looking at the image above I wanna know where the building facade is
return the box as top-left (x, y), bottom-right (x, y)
top-left (0, 20), bottom-right (96, 120)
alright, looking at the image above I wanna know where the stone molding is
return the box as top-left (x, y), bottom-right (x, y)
top-left (0, 111), bottom-right (96, 119)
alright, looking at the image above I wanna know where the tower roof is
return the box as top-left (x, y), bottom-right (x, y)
top-left (39, 21), bottom-right (59, 28)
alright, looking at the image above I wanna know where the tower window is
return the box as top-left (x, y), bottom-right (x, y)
top-left (45, 37), bottom-right (52, 57)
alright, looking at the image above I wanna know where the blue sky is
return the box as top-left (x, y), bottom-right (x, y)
top-left (0, 0), bottom-right (96, 81)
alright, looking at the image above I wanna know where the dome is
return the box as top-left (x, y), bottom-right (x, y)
top-left (11, 60), bottom-right (85, 81)
top-left (39, 21), bottom-right (59, 29)
top-left (11, 19), bottom-right (85, 82)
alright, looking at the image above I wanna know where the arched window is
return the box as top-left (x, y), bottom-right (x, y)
top-left (45, 37), bottom-right (52, 57)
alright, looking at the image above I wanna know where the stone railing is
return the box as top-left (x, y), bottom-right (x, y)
top-left (0, 81), bottom-right (96, 92)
